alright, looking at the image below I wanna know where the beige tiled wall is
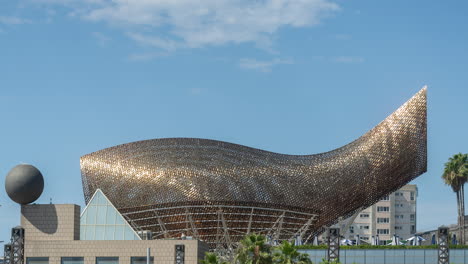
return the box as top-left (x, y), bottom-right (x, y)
top-left (21, 204), bottom-right (80, 241)
top-left (24, 240), bottom-right (205, 264)
top-left (21, 204), bottom-right (208, 264)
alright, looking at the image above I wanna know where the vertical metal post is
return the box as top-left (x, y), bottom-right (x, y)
top-left (438, 227), bottom-right (449, 264)
top-left (423, 248), bottom-right (426, 264)
top-left (343, 248), bottom-right (346, 264)
top-left (146, 248), bottom-right (150, 264)
top-left (327, 228), bottom-right (340, 262)
top-left (10, 227), bottom-right (24, 264)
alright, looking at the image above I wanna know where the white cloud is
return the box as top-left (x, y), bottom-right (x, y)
top-left (45, 8), bottom-right (57, 23)
top-left (127, 32), bottom-right (180, 51)
top-left (0, 16), bottom-right (31, 25)
top-left (34, 0), bottom-right (339, 50)
top-left (239, 57), bottom-right (293, 72)
top-left (331, 56), bottom-right (364, 63)
top-left (92, 32), bottom-right (111, 46)
top-left (127, 52), bottom-right (168, 62)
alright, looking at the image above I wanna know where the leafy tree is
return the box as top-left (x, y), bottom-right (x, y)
top-left (201, 252), bottom-right (230, 264)
top-left (442, 153), bottom-right (468, 244)
top-left (234, 234), bottom-right (273, 264)
top-left (272, 240), bottom-right (312, 264)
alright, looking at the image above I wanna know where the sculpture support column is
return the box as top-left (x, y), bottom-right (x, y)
top-left (4, 243), bottom-right (12, 264)
top-left (327, 228), bottom-right (340, 262)
top-left (438, 227), bottom-right (449, 264)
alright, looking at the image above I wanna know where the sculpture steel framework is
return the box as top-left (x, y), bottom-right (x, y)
top-left (80, 87), bottom-right (427, 249)
top-left (438, 227), bottom-right (449, 264)
top-left (327, 228), bottom-right (340, 262)
top-left (3, 227), bottom-right (25, 264)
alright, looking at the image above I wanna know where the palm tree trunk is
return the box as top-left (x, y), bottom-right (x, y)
top-left (254, 245), bottom-right (259, 264)
top-left (457, 190), bottom-right (461, 244)
top-left (460, 185), bottom-right (465, 245)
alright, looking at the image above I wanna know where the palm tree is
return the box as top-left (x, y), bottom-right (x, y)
top-left (442, 153), bottom-right (468, 244)
top-left (234, 233), bottom-right (272, 264)
top-left (201, 252), bottom-right (230, 264)
top-left (272, 240), bottom-right (311, 264)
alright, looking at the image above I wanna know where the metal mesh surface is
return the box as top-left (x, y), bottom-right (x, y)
top-left (80, 88), bottom-right (427, 248)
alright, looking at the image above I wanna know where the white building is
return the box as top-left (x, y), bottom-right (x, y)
top-left (340, 184), bottom-right (417, 244)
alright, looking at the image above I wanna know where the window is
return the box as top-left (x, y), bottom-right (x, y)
top-left (361, 236), bottom-right (369, 240)
top-left (360, 213), bottom-right (369, 218)
top-left (377, 218), bottom-right (389, 223)
top-left (411, 192), bottom-right (415, 201)
top-left (395, 226), bottom-right (403, 230)
top-left (381, 195), bottom-right (389, 201)
top-left (62, 258), bottom-right (84, 264)
top-left (377, 206), bottom-right (389, 212)
top-left (395, 192), bottom-right (402, 196)
top-left (411, 225), bottom-right (416, 233)
top-left (131, 257), bottom-right (154, 264)
top-left (396, 204), bottom-right (404, 208)
top-left (27, 258), bottom-right (49, 264)
top-left (410, 214), bottom-right (415, 222)
top-left (377, 229), bottom-right (389, 235)
top-left (395, 215), bottom-right (404, 219)
top-left (349, 226), bottom-right (354, 234)
top-left (359, 225), bottom-right (369, 230)
top-left (96, 257), bottom-right (119, 264)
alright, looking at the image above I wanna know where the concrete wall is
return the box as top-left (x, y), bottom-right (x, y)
top-left (21, 204), bottom-right (80, 241)
top-left (335, 184), bottom-right (418, 243)
top-left (418, 225), bottom-right (467, 245)
top-left (20, 204), bottom-right (208, 264)
top-left (24, 239), bottom-right (206, 264)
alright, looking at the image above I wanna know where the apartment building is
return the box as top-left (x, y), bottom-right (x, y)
top-left (342, 184), bottom-right (417, 244)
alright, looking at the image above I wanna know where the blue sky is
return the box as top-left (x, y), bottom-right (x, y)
top-left (1, 0), bottom-right (467, 244)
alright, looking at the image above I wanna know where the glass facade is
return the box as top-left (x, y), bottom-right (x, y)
top-left (377, 229), bottom-right (389, 234)
top-left (27, 258), bottom-right (49, 264)
top-left (377, 218), bottom-right (389, 223)
top-left (302, 249), bottom-right (468, 264)
top-left (130, 257), bottom-right (154, 264)
top-left (377, 206), bottom-right (389, 212)
top-left (61, 258), bottom-right (84, 264)
top-left (26, 257), bottom-right (157, 264)
top-left (80, 189), bottom-right (140, 240)
top-left (96, 257), bottom-right (119, 264)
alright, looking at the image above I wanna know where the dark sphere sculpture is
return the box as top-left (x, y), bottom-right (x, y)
top-left (5, 164), bottom-right (44, 204)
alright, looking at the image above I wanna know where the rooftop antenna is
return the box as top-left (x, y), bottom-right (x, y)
top-left (50, 198), bottom-right (52, 204)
